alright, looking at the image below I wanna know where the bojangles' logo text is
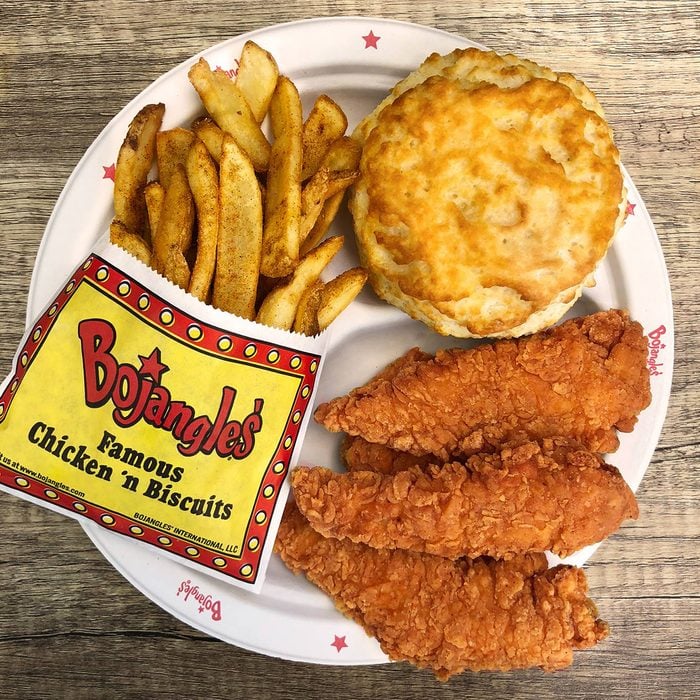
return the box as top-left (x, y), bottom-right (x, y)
top-left (177, 579), bottom-right (222, 621)
top-left (78, 319), bottom-right (264, 458)
top-left (647, 324), bottom-right (667, 377)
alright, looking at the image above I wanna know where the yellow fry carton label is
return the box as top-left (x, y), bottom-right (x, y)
top-left (0, 251), bottom-right (324, 591)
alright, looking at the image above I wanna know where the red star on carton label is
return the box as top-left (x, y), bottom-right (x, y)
top-left (331, 634), bottom-right (348, 652)
top-left (362, 30), bottom-right (380, 49)
top-left (138, 347), bottom-right (169, 383)
top-left (102, 163), bottom-right (116, 181)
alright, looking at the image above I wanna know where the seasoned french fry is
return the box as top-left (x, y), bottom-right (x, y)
top-left (256, 235), bottom-right (343, 330)
top-left (151, 165), bottom-right (194, 289)
top-left (110, 220), bottom-right (152, 266)
top-left (298, 137), bottom-right (362, 254)
top-left (188, 58), bottom-right (270, 171)
top-left (299, 167), bottom-right (359, 249)
top-left (192, 116), bottom-right (224, 163)
top-left (213, 135), bottom-right (263, 320)
top-left (293, 279), bottom-right (323, 336)
top-left (301, 95), bottom-right (348, 181)
top-left (300, 168), bottom-right (331, 241)
top-left (325, 168), bottom-right (360, 197)
top-left (157, 128), bottom-right (195, 190)
top-left (300, 189), bottom-right (345, 256)
top-left (144, 181), bottom-right (164, 243)
top-left (236, 41), bottom-right (279, 123)
top-left (114, 103), bottom-right (165, 235)
top-left (320, 135), bottom-right (362, 172)
top-left (261, 76), bottom-right (303, 278)
top-left (316, 267), bottom-right (368, 331)
top-left (255, 274), bottom-right (279, 308)
top-left (186, 139), bottom-right (219, 302)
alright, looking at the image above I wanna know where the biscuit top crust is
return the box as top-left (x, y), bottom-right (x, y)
top-left (353, 75), bottom-right (623, 335)
top-left (353, 47), bottom-right (608, 145)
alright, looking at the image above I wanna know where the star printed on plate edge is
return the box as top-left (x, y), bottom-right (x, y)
top-left (626, 202), bottom-right (636, 216)
top-left (102, 163), bottom-right (116, 181)
top-left (362, 30), bottom-right (380, 49)
top-left (331, 634), bottom-right (348, 652)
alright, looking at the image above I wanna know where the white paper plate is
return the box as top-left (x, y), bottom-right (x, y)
top-left (26, 17), bottom-right (674, 665)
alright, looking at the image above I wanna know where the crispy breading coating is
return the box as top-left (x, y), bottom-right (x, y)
top-left (341, 435), bottom-right (437, 475)
top-left (292, 439), bottom-right (639, 559)
top-left (315, 310), bottom-right (651, 458)
top-left (353, 346), bottom-right (433, 390)
top-left (274, 504), bottom-right (609, 679)
top-left (339, 348), bottom-right (437, 474)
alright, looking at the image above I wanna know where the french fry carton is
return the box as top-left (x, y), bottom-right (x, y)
top-left (0, 238), bottom-right (328, 592)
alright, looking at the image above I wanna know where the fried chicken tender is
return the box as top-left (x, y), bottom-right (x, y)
top-left (275, 504), bottom-right (609, 679)
top-left (292, 439), bottom-right (639, 559)
top-left (341, 435), bottom-right (437, 475)
top-left (315, 310), bottom-right (651, 458)
top-left (356, 346), bottom-right (432, 388)
top-left (338, 348), bottom-right (436, 474)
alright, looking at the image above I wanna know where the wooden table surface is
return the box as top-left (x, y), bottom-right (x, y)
top-left (0, 1), bottom-right (697, 698)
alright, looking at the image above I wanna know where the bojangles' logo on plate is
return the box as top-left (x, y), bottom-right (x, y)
top-left (78, 318), bottom-right (265, 459)
top-left (647, 324), bottom-right (668, 377)
top-left (177, 578), bottom-right (222, 621)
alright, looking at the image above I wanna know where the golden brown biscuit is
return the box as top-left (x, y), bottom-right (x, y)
top-left (354, 48), bottom-right (607, 144)
top-left (351, 49), bottom-right (626, 338)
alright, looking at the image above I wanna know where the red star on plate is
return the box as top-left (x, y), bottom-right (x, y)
top-left (138, 347), bottom-right (169, 383)
top-left (626, 202), bottom-right (636, 216)
top-left (331, 634), bottom-right (348, 652)
top-left (102, 163), bottom-right (116, 181)
top-left (362, 30), bottom-right (380, 49)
